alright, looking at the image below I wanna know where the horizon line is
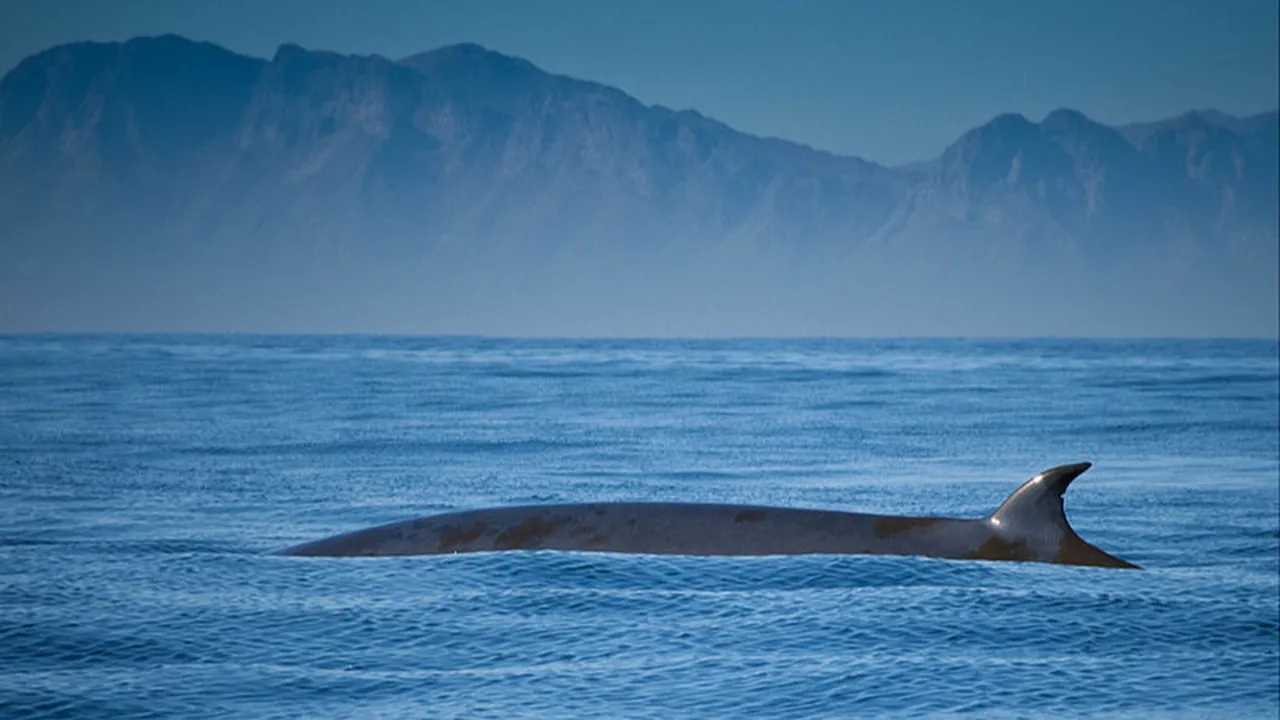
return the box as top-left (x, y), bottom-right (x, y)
top-left (2, 331), bottom-right (1277, 343)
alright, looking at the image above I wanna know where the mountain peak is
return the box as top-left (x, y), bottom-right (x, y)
top-left (987, 112), bottom-right (1035, 130)
top-left (945, 112), bottom-right (1038, 154)
top-left (952, 112), bottom-right (1040, 148)
top-left (412, 42), bottom-right (500, 60)
top-left (273, 42), bottom-right (307, 60)
top-left (1041, 107), bottom-right (1092, 129)
top-left (400, 42), bottom-right (542, 79)
top-left (123, 33), bottom-right (202, 49)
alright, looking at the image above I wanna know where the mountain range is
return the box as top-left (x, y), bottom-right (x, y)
top-left (1, 35), bottom-right (1275, 336)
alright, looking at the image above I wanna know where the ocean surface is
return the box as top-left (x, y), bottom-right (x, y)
top-left (1, 335), bottom-right (1276, 719)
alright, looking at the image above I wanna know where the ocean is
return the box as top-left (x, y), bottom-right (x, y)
top-left (1, 335), bottom-right (1276, 718)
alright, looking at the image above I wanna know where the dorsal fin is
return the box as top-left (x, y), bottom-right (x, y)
top-left (989, 462), bottom-right (1140, 569)
top-left (989, 462), bottom-right (1091, 531)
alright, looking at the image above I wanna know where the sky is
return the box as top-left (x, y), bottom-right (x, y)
top-left (1, 0), bottom-right (1276, 166)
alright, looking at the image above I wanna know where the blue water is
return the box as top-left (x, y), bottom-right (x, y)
top-left (1, 336), bottom-right (1277, 719)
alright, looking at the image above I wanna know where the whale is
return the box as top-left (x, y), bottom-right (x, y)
top-left (281, 462), bottom-right (1139, 569)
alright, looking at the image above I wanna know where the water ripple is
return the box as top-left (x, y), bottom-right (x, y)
top-left (1, 336), bottom-right (1276, 718)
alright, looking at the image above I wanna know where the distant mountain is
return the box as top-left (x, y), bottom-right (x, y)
top-left (1, 35), bottom-right (1275, 336)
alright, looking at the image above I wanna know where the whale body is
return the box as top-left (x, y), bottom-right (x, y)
top-left (281, 462), bottom-right (1139, 569)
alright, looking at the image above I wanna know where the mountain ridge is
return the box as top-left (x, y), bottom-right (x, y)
top-left (19, 35), bottom-right (1272, 169)
top-left (1, 35), bottom-right (1276, 336)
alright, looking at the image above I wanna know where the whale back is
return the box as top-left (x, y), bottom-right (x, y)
top-left (280, 463), bottom-right (1140, 568)
top-left (986, 462), bottom-right (1139, 568)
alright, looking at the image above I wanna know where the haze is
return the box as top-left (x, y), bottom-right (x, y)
top-left (0, 2), bottom-right (1276, 337)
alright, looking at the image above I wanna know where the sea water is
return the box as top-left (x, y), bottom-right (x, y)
top-left (1, 336), bottom-right (1276, 718)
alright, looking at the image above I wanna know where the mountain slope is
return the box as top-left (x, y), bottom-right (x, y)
top-left (0, 35), bottom-right (1275, 335)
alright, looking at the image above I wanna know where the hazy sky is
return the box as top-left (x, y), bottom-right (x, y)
top-left (2, 0), bottom-right (1276, 165)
